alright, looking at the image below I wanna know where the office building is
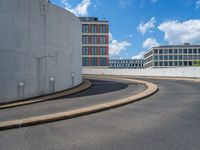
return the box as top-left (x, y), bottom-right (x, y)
top-left (109, 59), bottom-right (144, 69)
top-left (80, 17), bottom-right (109, 68)
top-left (144, 43), bottom-right (200, 68)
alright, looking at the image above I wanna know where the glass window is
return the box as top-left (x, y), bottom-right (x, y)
top-left (100, 36), bottom-right (106, 44)
top-left (188, 61), bottom-right (192, 66)
top-left (174, 55), bottom-right (177, 60)
top-left (179, 49), bottom-right (182, 53)
top-left (155, 62), bottom-right (158, 66)
top-left (100, 25), bottom-right (107, 33)
top-left (100, 47), bottom-right (106, 55)
top-left (164, 61), bottom-right (168, 66)
top-left (174, 49), bottom-right (177, 53)
top-left (179, 61), bottom-right (182, 66)
top-left (159, 49), bottom-right (163, 54)
top-left (193, 55), bottom-right (198, 60)
top-left (82, 35), bottom-right (89, 44)
top-left (154, 49), bottom-right (158, 54)
top-left (91, 25), bottom-right (97, 33)
top-left (159, 62), bottom-right (163, 66)
top-left (183, 55), bottom-right (187, 60)
top-left (91, 58), bottom-right (97, 66)
top-left (100, 58), bottom-right (107, 66)
top-left (179, 55), bottom-right (182, 60)
top-left (82, 58), bottom-right (89, 66)
top-left (82, 47), bottom-right (89, 55)
top-left (164, 49), bottom-right (168, 54)
top-left (193, 49), bottom-right (197, 53)
top-left (164, 55), bottom-right (168, 60)
top-left (184, 61), bottom-right (187, 66)
top-left (82, 24), bottom-right (89, 33)
top-left (154, 55), bottom-right (158, 60)
top-left (174, 61), bottom-right (178, 66)
top-left (189, 49), bottom-right (192, 54)
top-left (169, 49), bottom-right (172, 53)
top-left (91, 47), bottom-right (97, 55)
top-left (159, 55), bottom-right (163, 60)
top-left (188, 55), bottom-right (192, 60)
top-left (169, 62), bottom-right (173, 66)
top-left (184, 49), bottom-right (187, 54)
top-left (91, 36), bottom-right (97, 44)
top-left (169, 55), bottom-right (173, 60)
top-left (198, 49), bottom-right (200, 53)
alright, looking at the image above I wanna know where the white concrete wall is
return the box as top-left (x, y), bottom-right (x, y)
top-left (0, 0), bottom-right (82, 102)
top-left (83, 67), bottom-right (200, 78)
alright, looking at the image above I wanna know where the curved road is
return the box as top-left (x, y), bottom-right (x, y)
top-left (0, 77), bottom-right (200, 150)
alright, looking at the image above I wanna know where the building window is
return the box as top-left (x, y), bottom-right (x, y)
top-left (164, 62), bottom-right (168, 66)
top-left (83, 58), bottom-right (89, 66)
top-left (169, 62), bottom-right (173, 66)
top-left (159, 49), bottom-right (163, 54)
top-left (91, 47), bottom-right (97, 55)
top-left (189, 49), bottom-right (192, 54)
top-left (100, 58), bottom-right (107, 66)
top-left (188, 55), bottom-right (192, 60)
top-left (184, 61), bottom-right (187, 66)
top-left (159, 62), bottom-right (163, 66)
top-left (183, 49), bottom-right (187, 54)
top-left (188, 61), bottom-right (192, 66)
top-left (154, 49), bottom-right (158, 54)
top-left (82, 24), bottom-right (89, 33)
top-left (174, 55), bottom-right (177, 60)
top-left (154, 55), bottom-right (158, 60)
top-left (169, 55), bottom-right (173, 60)
top-left (164, 49), bottom-right (168, 54)
top-left (159, 55), bottom-right (163, 60)
top-left (100, 47), bottom-right (106, 55)
top-left (169, 49), bottom-right (172, 54)
top-left (179, 55), bottom-right (182, 60)
top-left (198, 49), bottom-right (200, 53)
top-left (91, 24), bottom-right (97, 33)
top-left (193, 49), bottom-right (197, 53)
top-left (183, 55), bottom-right (187, 60)
top-left (179, 61), bottom-right (182, 66)
top-left (91, 58), bottom-right (97, 66)
top-left (82, 47), bottom-right (89, 55)
top-left (82, 35), bottom-right (89, 44)
top-left (164, 55), bottom-right (168, 60)
top-left (174, 61), bottom-right (178, 66)
top-left (174, 49), bottom-right (177, 53)
top-left (179, 49), bottom-right (182, 53)
top-left (91, 36), bottom-right (97, 44)
top-left (100, 25), bottom-right (107, 33)
top-left (155, 62), bottom-right (158, 66)
top-left (100, 36), bottom-right (106, 44)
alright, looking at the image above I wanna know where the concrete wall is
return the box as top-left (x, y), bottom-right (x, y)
top-left (0, 0), bottom-right (82, 102)
top-left (83, 67), bottom-right (200, 78)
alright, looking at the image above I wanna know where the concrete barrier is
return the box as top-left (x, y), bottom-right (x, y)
top-left (83, 67), bottom-right (200, 78)
top-left (0, 0), bottom-right (82, 102)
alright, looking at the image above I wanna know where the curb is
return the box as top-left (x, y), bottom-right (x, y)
top-left (0, 77), bottom-right (158, 131)
top-left (0, 80), bottom-right (92, 109)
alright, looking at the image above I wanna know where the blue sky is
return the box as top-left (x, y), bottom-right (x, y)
top-left (50, 0), bottom-right (200, 59)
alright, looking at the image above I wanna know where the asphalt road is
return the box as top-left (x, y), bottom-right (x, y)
top-left (0, 77), bottom-right (200, 150)
top-left (0, 78), bottom-right (145, 121)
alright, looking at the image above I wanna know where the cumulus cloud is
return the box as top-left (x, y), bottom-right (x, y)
top-left (196, 0), bottom-right (200, 9)
top-left (158, 19), bottom-right (200, 44)
top-left (137, 17), bottom-right (156, 35)
top-left (109, 33), bottom-right (132, 56)
top-left (143, 38), bottom-right (159, 49)
top-left (131, 51), bottom-right (145, 59)
top-left (61, 0), bottom-right (91, 16)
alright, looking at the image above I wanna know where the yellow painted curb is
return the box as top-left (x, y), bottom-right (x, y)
top-left (0, 77), bottom-right (158, 131)
top-left (0, 80), bottom-right (92, 109)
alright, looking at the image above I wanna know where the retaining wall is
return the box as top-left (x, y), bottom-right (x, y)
top-left (0, 0), bottom-right (82, 102)
top-left (83, 67), bottom-right (200, 78)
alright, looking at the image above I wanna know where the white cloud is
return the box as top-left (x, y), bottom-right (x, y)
top-left (196, 0), bottom-right (200, 9)
top-left (131, 51), bottom-right (145, 59)
top-left (62, 0), bottom-right (91, 16)
top-left (158, 19), bottom-right (200, 44)
top-left (143, 38), bottom-right (159, 49)
top-left (109, 33), bottom-right (132, 56)
top-left (137, 17), bottom-right (156, 35)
